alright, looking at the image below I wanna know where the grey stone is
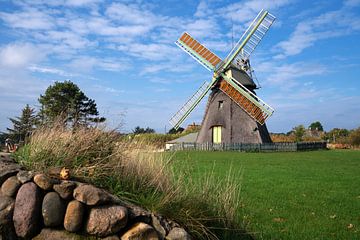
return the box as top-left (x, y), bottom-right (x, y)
top-left (73, 184), bottom-right (112, 205)
top-left (16, 170), bottom-right (35, 184)
top-left (123, 201), bottom-right (151, 224)
top-left (33, 228), bottom-right (97, 240)
top-left (0, 194), bottom-right (13, 211)
top-left (110, 198), bottom-right (151, 225)
top-left (120, 222), bottom-right (159, 240)
top-left (42, 192), bottom-right (66, 227)
top-left (151, 214), bottom-right (166, 239)
top-left (0, 223), bottom-right (17, 240)
top-left (54, 181), bottom-right (77, 199)
top-left (102, 235), bottom-right (120, 240)
top-left (64, 200), bottom-right (85, 232)
top-left (0, 194), bottom-right (14, 225)
top-left (166, 227), bottom-right (192, 240)
top-left (1, 176), bottom-right (21, 197)
top-left (13, 182), bottom-right (42, 238)
top-left (86, 205), bottom-right (128, 237)
top-left (34, 173), bottom-right (57, 190)
top-left (0, 159), bottom-right (22, 185)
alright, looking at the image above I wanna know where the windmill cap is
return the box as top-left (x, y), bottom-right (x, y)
top-left (229, 65), bottom-right (257, 89)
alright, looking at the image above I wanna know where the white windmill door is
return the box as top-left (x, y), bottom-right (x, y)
top-left (212, 126), bottom-right (222, 143)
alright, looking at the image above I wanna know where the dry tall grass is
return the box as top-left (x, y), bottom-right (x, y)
top-left (14, 123), bottom-right (245, 239)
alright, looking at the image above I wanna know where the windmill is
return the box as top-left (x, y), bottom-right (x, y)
top-left (169, 10), bottom-right (276, 144)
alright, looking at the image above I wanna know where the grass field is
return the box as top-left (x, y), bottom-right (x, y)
top-left (171, 150), bottom-right (360, 239)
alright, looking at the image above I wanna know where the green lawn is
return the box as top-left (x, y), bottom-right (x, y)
top-left (171, 150), bottom-right (360, 240)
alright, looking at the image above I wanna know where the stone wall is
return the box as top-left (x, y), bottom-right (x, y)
top-left (0, 154), bottom-right (191, 240)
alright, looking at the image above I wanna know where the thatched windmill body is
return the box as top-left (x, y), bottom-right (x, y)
top-left (169, 10), bottom-right (276, 144)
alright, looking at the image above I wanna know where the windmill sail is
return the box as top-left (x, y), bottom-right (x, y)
top-left (217, 9), bottom-right (275, 73)
top-left (176, 32), bottom-right (222, 71)
top-left (170, 80), bottom-right (215, 130)
top-left (170, 10), bottom-right (276, 131)
top-left (220, 74), bottom-right (273, 124)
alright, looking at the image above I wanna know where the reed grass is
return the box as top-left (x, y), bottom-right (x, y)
top-left (14, 123), bottom-right (246, 239)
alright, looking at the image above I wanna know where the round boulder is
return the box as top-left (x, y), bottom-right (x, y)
top-left (42, 192), bottom-right (66, 227)
top-left (33, 228), bottom-right (91, 240)
top-left (16, 170), bottom-right (35, 184)
top-left (34, 173), bottom-right (56, 190)
top-left (54, 181), bottom-right (77, 199)
top-left (13, 182), bottom-right (42, 238)
top-left (166, 227), bottom-right (192, 240)
top-left (102, 235), bottom-right (120, 240)
top-left (0, 194), bottom-right (15, 225)
top-left (0, 159), bottom-right (21, 185)
top-left (64, 200), bottom-right (85, 232)
top-left (1, 176), bottom-right (21, 197)
top-left (73, 184), bottom-right (112, 206)
top-left (86, 205), bottom-right (128, 237)
top-left (121, 222), bottom-right (159, 240)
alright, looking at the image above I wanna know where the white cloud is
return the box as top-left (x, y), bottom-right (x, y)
top-left (86, 17), bottom-right (151, 36)
top-left (15, 0), bottom-right (100, 8)
top-left (0, 0), bottom-right (359, 133)
top-left (0, 7), bottom-right (54, 30)
top-left (106, 3), bottom-right (158, 25)
top-left (28, 65), bottom-right (73, 77)
top-left (117, 43), bottom-right (177, 61)
top-left (261, 62), bottom-right (327, 87)
top-left (68, 56), bottom-right (129, 72)
top-left (91, 84), bottom-right (125, 95)
top-left (38, 30), bottom-right (97, 49)
top-left (344, 0), bottom-right (360, 7)
top-left (65, 0), bottom-right (100, 7)
top-left (185, 18), bottom-right (220, 39)
top-left (274, 2), bottom-right (360, 59)
top-left (194, 1), bottom-right (212, 18)
top-left (220, 0), bottom-right (290, 23)
top-left (0, 43), bottom-right (45, 68)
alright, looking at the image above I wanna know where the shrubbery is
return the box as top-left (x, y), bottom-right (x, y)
top-left (348, 127), bottom-right (360, 146)
top-left (13, 123), bottom-right (244, 239)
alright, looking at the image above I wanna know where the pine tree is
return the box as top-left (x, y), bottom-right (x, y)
top-left (38, 81), bottom-right (105, 128)
top-left (7, 104), bottom-right (38, 142)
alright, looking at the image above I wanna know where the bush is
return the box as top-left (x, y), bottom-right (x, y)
top-left (13, 123), bottom-right (244, 239)
top-left (349, 128), bottom-right (360, 146)
top-left (129, 132), bottom-right (195, 148)
top-left (271, 133), bottom-right (295, 142)
top-left (130, 133), bottom-right (176, 148)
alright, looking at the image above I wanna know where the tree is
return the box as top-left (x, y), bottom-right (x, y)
top-left (0, 132), bottom-right (10, 146)
top-left (349, 127), bottom-right (360, 146)
top-left (324, 128), bottom-right (350, 143)
top-left (7, 104), bottom-right (38, 142)
top-left (132, 126), bottom-right (155, 134)
top-left (293, 125), bottom-right (305, 142)
top-left (309, 121), bottom-right (323, 131)
top-left (38, 81), bottom-right (105, 128)
top-left (168, 127), bottom-right (184, 134)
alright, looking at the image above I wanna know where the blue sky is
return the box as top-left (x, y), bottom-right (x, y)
top-left (0, 0), bottom-right (359, 133)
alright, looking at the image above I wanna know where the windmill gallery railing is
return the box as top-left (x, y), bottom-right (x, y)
top-left (168, 142), bottom-right (327, 152)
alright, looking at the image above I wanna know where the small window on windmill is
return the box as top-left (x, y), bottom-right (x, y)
top-left (218, 101), bottom-right (224, 109)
